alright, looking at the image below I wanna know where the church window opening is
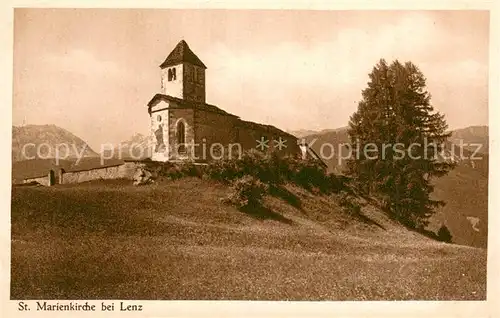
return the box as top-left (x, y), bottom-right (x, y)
top-left (157, 115), bottom-right (162, 122)
top-left (177, 120), bottom-right (186, 153)
top-left (168, 68), bottom-right (177, 81)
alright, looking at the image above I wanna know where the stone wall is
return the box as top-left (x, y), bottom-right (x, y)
top-left (20, 162), bottom-right (144, 186)
top-left (189, 110), bottom-right (300, 160)
top-left (61, 162), bottom-right (141, 184)
top-left (193, 109), bottom-right (239, 160)
top-left (24, 175), bottom-right (50, 186)
top-left (235, 121), bottom-right (300, 156)
top-left (61, 166), bottom-right (122, 184)
top-left (183, 63), bottom-right (205, 103)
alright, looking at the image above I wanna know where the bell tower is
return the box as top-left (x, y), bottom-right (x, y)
top-left (159, 40), bottom-right (207, 103)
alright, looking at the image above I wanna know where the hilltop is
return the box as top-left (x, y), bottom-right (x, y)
top-left (11, 177), bottom-right (486, 300)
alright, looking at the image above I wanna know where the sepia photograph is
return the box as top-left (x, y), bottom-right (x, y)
top-left (9, 7), bottom-right (491, 305)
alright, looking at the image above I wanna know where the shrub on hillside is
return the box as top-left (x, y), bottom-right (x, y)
top-left (144, 161), bottom-right (201, 180)
top-left (284, 156), bottom-right (340, 193)
top-left (223, 175), bottom-right (269, 208)
top-left (437, 224), bottom-right (453, 243)
top-left (339, 192), bottom-right (361, 215)
top-left (204, 157), bottom-right (244, 182)
top-left (205, 150), bottom-right (283, 185)
top-left (205, 149), bottom-right (343, 194)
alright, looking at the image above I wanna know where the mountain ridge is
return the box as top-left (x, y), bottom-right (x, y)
top-left (12, 124), bottom-right (99, 162)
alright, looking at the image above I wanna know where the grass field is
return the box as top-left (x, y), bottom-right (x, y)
top-left (11, 178), bottom-right (486, 300)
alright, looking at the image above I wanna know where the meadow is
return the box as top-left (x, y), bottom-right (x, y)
top-left (11, 178), bottom-right (486, 300)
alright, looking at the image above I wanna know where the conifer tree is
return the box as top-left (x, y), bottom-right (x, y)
top-left (346, 59), bottom-right (455, 228)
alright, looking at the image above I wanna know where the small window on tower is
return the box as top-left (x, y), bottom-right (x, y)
top-left (157, 115), bottom-right (162, 122)
top-left (168, 68), bottom-right (177, 81)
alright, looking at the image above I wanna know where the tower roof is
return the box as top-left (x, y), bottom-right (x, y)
top-left (159, 40), bottom-right (207, 69)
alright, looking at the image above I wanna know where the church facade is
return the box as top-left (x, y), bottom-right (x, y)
top-left (147, 40), bottom-right (302, 162)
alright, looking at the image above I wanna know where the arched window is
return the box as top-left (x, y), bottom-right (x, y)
top-left (177, 120), bottom-right (186, 153)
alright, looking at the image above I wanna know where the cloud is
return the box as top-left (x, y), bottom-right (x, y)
top-left (202, 12), bottom-right (487, 130)
top-left (42, 49), bottom-right (123, 78)
top-left (206, 13), bottom-right (448, 90)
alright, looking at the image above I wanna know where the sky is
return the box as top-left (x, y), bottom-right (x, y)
top-left (13, 9), bottom-right (489, 150)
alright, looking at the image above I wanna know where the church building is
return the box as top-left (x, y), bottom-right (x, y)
top-left (146, 40), bottom-right (304, 162)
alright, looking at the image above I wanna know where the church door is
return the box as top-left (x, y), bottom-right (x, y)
top-left (48, 169), bottom-right (56, 186)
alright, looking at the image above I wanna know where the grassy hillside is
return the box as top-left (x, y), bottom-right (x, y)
top-left (11, 178), bottom-right (486, 300)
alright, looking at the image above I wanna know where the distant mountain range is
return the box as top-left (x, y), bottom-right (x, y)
top-left (100, 133), bottom-right (151, 160)
top-left (450, 125), bottom-right (488, 154)
top-left (287, 127), bottom-right (348, 139)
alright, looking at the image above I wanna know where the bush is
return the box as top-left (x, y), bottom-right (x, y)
top-left (205, 149), bottom-right (342, 194)
top-left (144, 150), bottom-right (342, 195)
top-left (204, 149), bottom-right (282, 184)
top-left (437, 224), bottom-right (453, 243)
top-left (204, 157), bottom-right (244, 182)
top-left (284, 156), bottom-right (338, 193)
top-left (339, 191), bottom-right (361, 215)
top-left (223, 175), bottom-right (269, 208)
top-left (144, 161), bottom-right (201, 180)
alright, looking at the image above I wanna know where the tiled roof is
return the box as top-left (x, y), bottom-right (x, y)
top-left (159, 40), bottom-right (207, 69)
top-left (147, 94), bottom-right (239, 117)
top-left (237, 120), bottom-right (297, 139)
